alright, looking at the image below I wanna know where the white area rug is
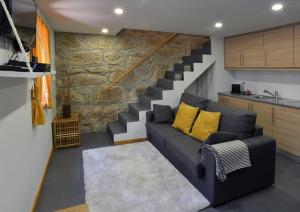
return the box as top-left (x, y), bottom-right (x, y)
top-left (83, 141), bottom-right (210, 212)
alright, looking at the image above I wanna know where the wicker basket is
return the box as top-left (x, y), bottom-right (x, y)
top-left (52, 114), bottom-right (80, 149)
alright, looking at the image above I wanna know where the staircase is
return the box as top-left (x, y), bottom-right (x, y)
top-left (107, 41), bottom-right (215, 144)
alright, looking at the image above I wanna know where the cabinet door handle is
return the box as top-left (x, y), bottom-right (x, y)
top-left (272, 107), bottom-right (274, 123)
top-left (264, 52), bottom-right (267, 66)
top-left (240, 54), bottom-right (242, 67)
top-left (242, 55), bottom-right (244, 67)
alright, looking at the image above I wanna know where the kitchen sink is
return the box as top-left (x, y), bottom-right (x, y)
top-left (252, 95), bottom-right (298, 103)
top-left (253, 95), bottom-right (275, 99)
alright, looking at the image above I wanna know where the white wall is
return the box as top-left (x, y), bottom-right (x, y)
top-left (0, 16), bottom-right (56, 212)
top-left (209, 36), bottom-right (235, 100)
top-left (234, 70), bottom-right (300, 100)
top-left (0, 79), bottom-right (54, 212)
top-left (186, 36), bottom-right (235, 100)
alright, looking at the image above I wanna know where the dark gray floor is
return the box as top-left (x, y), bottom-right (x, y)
top-left (36, 133), bottom-right (114, 212)
top-left (36, 132), bottom-right (300, 212)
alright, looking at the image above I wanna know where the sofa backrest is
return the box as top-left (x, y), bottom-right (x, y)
top-left (207, 102), bottom-right (257, 139)
top-left (180, 93), bottom-right (209, 110)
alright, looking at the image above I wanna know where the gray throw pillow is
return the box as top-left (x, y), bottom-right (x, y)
top-left (180, 93), bottom-right (209, 110)
top-left (153, 104), bottom-right (174, 123)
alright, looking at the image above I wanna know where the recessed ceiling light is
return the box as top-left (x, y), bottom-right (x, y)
top-left (272, 3), bottom-right (283, 11)
top-left (102, 28), bottom-right (109, 34)
top-left (114, 8), bottom-right (124, 15)
top-left (215, 22), bottom-right (223, 28)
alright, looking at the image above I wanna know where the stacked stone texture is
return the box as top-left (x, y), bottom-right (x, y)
top-left (55, 29), bottom-right (208, 133)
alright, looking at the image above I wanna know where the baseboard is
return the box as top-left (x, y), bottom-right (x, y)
top-left (54, 204), bottom-right (89, 212)
top-left (31, 148), bottom-right (53, 212)
top-left (114, 138), bottom-right (147, 145)
top-left (277, 149), bottom-right (300, 164)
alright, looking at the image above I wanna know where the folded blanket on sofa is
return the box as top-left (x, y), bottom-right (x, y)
top-left (200, 140), bottom-right (251, 182)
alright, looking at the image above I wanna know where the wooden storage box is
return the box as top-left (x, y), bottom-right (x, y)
top-left (52, 114), bottom-right (80, 149)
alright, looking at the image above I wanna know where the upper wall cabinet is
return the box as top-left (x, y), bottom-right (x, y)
top-left (224, 24), bottom-right (299, 70)
top-left (224, 36), bottom-right (243, 68)
top-left (224, 32), bottom-right (264, 68)
top-left (242, 32), bottom-right (264, 68)
top-left (295, 24), bottom-right (300, 68)
top-left (264, 26), bottom-right (294, 68)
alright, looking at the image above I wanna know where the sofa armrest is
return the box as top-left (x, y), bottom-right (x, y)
top-left (243, 135), bottom-right (276, 169)
top-left (202, 135), bottom-right (276, 205)
top-left (253, 125), bottom-right (263, 136)
top-left (203, 135), bottom-right (276, 172)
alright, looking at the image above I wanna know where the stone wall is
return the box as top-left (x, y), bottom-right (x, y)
top-left (55, 29), bottom-right (208, 133)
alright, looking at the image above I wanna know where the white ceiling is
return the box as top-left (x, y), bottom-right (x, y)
top-left (35, 0), bottom-right (300, 37)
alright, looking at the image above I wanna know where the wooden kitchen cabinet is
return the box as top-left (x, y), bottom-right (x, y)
top-left (241, 32), bottom-right (265, 68)
top-left (219, 96), bottom-right (273, 136)
top-left (273, 106), bottom-right (300, 157)
top-left (249, 101), bottom-right (273, 137)
top-left (224, 24), bottom-right (298, 69)
top-left (218, 94), bottom-right (300, 157)
top-left (294, 24), bottom-right (300, 67)
top-left (224, 36), bottom-right (243, 68)
top-left (264, 26), bottom-right (294, 68)
top-left (218, 95), bottom-right (250, 111)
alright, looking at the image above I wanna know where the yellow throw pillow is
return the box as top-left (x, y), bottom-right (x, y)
top-left (172, 102), bottom-right (199, 134)
top-left (190, 111), bottom-right (221, 141)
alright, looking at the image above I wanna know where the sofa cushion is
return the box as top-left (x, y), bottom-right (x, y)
top-left (205, 132), bottom-right (239, 146)
top-left (146, 122), bottom-right (182, 141)
top-left (207, 102), bottom-right (257, 139)
top-left (180, 92), bottom-right (209, 109)
top-left (153, 104), bottom-right (174, 123)
top-left (165, 135), bottom-right (204, 178)
top-left (198, 132), bottom-right (239, 153)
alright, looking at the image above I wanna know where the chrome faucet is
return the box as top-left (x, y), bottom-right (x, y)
top-left (264, 90), bottom-right (279, 102)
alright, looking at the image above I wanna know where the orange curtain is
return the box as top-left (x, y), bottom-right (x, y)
top-left (37, 16), bottom-right (54, 108)
top-left (32, 78), bottom-right (46, 125)
top-left (46, 75), bottom-right (54, 108)
top-left (32, 16), bottom-right (53, 125)
top-left (36, 16), bottom-right (51, 64)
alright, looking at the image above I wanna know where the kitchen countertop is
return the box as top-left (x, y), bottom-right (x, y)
top-left (218, 92), bottom-right (300, 109)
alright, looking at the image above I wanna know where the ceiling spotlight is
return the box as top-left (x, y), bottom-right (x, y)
top-left (114, 8), bottom-right (124, 15)
top-left (102, 28), bottom-right (109, 34)
top-left (215, 22), bottom-right (223, 28)
top-left (272, 3), bottom-right (283, 11)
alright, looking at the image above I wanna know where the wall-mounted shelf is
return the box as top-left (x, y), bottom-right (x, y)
top-left (0, 71), bottom-right (56, 78)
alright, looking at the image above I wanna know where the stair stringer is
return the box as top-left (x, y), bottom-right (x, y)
top-left (113, 55), bottom-right (216, 142)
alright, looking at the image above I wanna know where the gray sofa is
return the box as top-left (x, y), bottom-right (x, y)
top-left (146, 93), bottom-right (276, 206)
